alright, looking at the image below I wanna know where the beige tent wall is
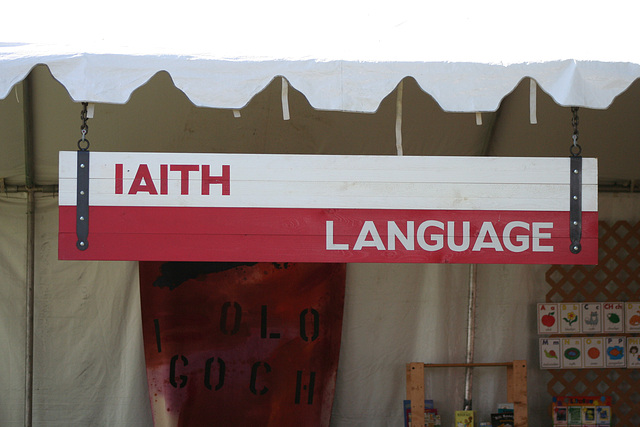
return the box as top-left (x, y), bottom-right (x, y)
top-left (0, 86), bottom-right (25, 183)
top-left (0, 194), bottom-right (28, 427)
top-left (6, 193), bottom-right (637, 427)
top-left (0, 65), bottom-right (639, 426)
top-left (32, 196), bottom-right (151, 426)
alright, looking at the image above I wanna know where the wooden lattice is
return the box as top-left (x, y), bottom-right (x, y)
top-left (545, 221), bottom-right (640, 426)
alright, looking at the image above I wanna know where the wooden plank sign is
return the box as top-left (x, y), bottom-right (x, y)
top-left (58, 152), bottom-right (598, 264)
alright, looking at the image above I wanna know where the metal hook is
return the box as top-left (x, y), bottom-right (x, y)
top-left (570, 107), bottom-right (581, 157)
top-left (77, 102), bottom-right (90, 151)
top-left (77, 138), bottom-right (90, 151)
top-left (570, 143), bottom-right (582, 156)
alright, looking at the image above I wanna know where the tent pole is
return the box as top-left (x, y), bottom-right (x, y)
top-left (463, 109), bottom-right (499, 410)
top-left (23, 75), bottom-right (35, 427)
top-left (463, 264), bottom-right (477, 410)
top-left (25, 184), bottom-right (34, 427)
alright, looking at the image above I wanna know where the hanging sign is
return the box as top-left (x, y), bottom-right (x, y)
top-left (58, 152), bottom-right (598, 264)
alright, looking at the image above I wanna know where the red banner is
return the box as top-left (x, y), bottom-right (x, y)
top-left (139, 262), bottom-right (346, 427)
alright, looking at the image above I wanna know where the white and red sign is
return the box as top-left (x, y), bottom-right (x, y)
top-left (59, 152), bottom-right (598, 263)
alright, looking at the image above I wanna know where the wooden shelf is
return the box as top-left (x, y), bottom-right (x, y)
top-left (405, 360), bottom-right (528, 427)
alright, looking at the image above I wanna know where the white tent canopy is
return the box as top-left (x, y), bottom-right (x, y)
top-left (3, 1), bottom-right (640, 112)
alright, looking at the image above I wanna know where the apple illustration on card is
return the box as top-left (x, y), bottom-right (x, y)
top-left (538, 303), bottom-right (559, 334)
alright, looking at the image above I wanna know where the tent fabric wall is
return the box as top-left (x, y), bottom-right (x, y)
top-left (334, 262), bottom-right (550, 426)
top-left (32, 195), bottom-right (151, 426)
top-left (1, 193), bottom-right (637, 426)
top-left (0, 61), bottom-right (639, 426)
top-left (0, 84), bottom-right (26, 183)
top-left (0, 194), bottom-right (27, 427)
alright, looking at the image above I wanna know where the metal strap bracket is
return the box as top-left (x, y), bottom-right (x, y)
top-left (76, 150), bottom-right (89, 250)
top-left (569, 155), bottom-right (582, 254)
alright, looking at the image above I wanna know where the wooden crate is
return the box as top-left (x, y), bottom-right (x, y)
top-left (405, 361), bottom-right (528, 426)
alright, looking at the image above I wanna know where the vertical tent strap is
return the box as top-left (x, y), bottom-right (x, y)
top-left (395, 81), bottom-right (403, 156)
top-left (569, 107), bottom-right (582, 254)
top-left (76, 103), bottom-right (90, 251)
top-left (529, 79), bottom-right (538, 125)
top-left (23, 71), bottom-right (35, 427)
top-left (281, 77), bottom-right (290, 121)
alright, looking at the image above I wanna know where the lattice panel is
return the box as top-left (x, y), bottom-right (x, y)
top-left (545, 221), bottom-right (640, 426)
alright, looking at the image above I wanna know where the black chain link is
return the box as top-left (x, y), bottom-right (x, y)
top-left (570, 107), bottom-right (581, 156)
top-left (77, 102), bottom-right (90, 151)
